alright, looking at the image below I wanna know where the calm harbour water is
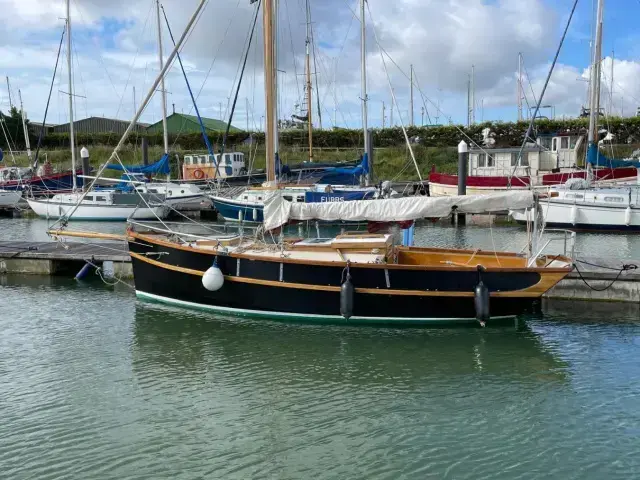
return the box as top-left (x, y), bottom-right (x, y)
top-left (2, 217), bottom-right (640, 478)
top-left (1, 276), bottom-right (640, 479)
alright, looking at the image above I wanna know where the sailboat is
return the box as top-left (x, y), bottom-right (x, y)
top-left (511, 0), bottom-right (640, 231)
top-left (209, 0), bottom-right (378, 223)
top-left (26, 0), bottom-right (168, 221)
top-left (125, 0), bottom-right (574, 326)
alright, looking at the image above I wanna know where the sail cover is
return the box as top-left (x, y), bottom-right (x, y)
top-left (106, 153), bottom-right (171, 175)
top-left (264, 190), bottom-right (534, 231)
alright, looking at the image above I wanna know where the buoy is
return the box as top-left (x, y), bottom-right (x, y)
top-left (570, 205), bottom-right (578, 226)
top-left (340, 271), bottom-right (354, 320)
top-left (75, 261), bottom-right (92, 280)
top-left (474, 266), bottom-right (490, 327)
top-left (625, 207), bottom-right (632, 226)
top-left (202, 259), bottom-right (224, 291)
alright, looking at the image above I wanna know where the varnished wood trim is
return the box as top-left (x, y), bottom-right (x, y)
top-left (130, 251), bottom-right (565, 298)
top-left (131, 232), bottom-right (571, 273)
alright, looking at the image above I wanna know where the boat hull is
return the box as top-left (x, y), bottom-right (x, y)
top-left (0, 170), bottom-right (81, 194)
top-left (0, 190), bottom-right (22, 207)
top-left (27, 199), bottom-right (167, 221)
top-left (128, 234), bottom-right (569, 326)
top-left (211, 196), bottom-right (263, 222)
top-left (512, 202), bottom-right (640, 231)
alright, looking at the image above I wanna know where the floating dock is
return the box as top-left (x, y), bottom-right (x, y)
top-left (0, 241), bottom-right (132, 277)
top-left (0, 241), bottom-right (638, 303)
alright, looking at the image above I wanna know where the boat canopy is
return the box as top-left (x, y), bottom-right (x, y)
top-left (106, 153), bottom-right (171, 175)
top-left (587, 142), bottom-right (640, 169)
top-left (264, 190), bottom-right (534, 231)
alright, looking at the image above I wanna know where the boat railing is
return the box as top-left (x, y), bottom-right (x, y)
top-left (527, 228), bottom-right (576, 267)
top-left (128, 220), bottom-right (261, 241)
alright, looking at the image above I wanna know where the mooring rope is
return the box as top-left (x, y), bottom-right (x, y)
top-left (572, 261), bottom-right (638, 292)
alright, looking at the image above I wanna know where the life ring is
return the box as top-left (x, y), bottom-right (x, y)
top-left (193, 169), bottom-right (205, 180)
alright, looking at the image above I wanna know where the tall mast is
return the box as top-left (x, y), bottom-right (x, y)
top-left (409, 64), bottom-right (414, 126)
top-left (66, 0), bottom-right (77, 190)
top-left (156, 0), bottom-right (169, 155)
top-left (18, 90), bottom-right (32, 161)
top-left (6, 77), bottom-right (13, 110)
top-left (588, 0), bottom-right (604, 145)
top-left (517, 53), bottom-right (523, 122)
top-left (467, 75), bottom-right (471, 127)
top-left (360, 0), bottom-right (369, 182)
top-left (305, 0), bottom-right (313, 162)
top-left (470, 64), bottom-right (475, 124)
top-left (273, 0), bottom-right (279, 160)
top-left (381, 101), bottom-right (385, 128)
top-left (264, 0), bottom-right (276, 183)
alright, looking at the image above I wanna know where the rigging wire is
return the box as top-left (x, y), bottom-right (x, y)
top-left (213, 0), bottom-right (261, 179)
top-left (366, 2), bottom-right (422, 181)
top-left (509, 0), bottom-right (579, 184)
top-left (33, 24), bottom-right (66, 169)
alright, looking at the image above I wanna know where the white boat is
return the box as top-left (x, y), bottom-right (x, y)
top-left (511, 186), bottom-right (640, 231)
top-left (0, 189), bottom-right (22, 207)
top-left (27, 191), bottom-right (168, 221)
top-left (511, 0), bottom-right (640, 232)
top-left (135, 182), bottom-right (205, 211)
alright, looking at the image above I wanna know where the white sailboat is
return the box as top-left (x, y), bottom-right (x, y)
top-left (27, 0), bottom-right (168, 221)
top-left (511, 0), bottom-right (640, 231)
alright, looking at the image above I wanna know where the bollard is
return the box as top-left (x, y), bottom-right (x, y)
top-left (457, 140), bottom-right (469, 225)
top-left (80, 147), bottom-right (90, 191)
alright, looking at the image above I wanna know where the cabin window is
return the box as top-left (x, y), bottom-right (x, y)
top-left (181, 190), bottom-right (185, 194)
top-left (561, 137), bottom-right (569, 149)
top-left (565, 194), bottom-right (575, 199)
top-left (283, 195), bottom-right (293, 201)
top-left (552, 138), bottom-right (558, 151)
top-left (487, 155), bottom-right (494, 167)
top-left (95, 196), bottom-right (107, 202)
top-left (477, 153), bottom-right (486, 167)
top-left (243, 196), bottom-right (248, 200)
top-left (570, 137), bottom-right (578, 148)
top-left (540, 137), bottom-right (552, 149)
top-left (297, 196), bottom-right (304, 202)
top-left (258, 197), bottom-right (263, 201)
top-left (510, 152), bottom-right (529, 167)
top-left (604, 196), bottom-right (624, 203)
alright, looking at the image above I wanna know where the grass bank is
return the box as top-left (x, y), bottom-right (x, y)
top-left (5, 144), bottom-right (458, 181)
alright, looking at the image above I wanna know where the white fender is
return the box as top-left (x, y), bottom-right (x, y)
top-left (625, 206), bottom-right (632, 226)
top-left (570, 205), bottom-right (578, 226)
top-left (202, 262), bottom-right (224, 291)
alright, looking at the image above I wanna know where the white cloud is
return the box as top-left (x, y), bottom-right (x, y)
top-left (0, 0), bottom-right (638, 135)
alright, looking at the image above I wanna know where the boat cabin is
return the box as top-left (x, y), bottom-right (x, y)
top-left (468, 133), bottom-right (583, 177)
top-left (182, 152), bottom-right (246, 180)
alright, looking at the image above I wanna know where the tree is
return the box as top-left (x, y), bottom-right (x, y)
top-left (0, 106), bottom-right (30, 150)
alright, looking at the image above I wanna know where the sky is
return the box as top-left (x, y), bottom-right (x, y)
top-left (1, 0), bottom-right (640, 133)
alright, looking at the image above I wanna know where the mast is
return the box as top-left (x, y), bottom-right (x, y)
top-left (305, 0), bottom-right (313, 162)
top-left (382, 101), bottom-right (385, 128)
top-left (6, 77), bottom-right (13, 110)
top-left (467, 75), bottom-right (471, 127)
top-left (156, 0), bottom-right (169, 155)
top-left (409, 64), bottom-right (414, 126)
top-left (471, 64), bottom-right (475, 124)
top-left (264, 0), bottom-right (276, 183)
top-left (360, 0), bottom-right (369, 182)
top-left (18, 90), bottom-right (32, 161)
top-left (517, 53), bottom-right (523, 122)
top-left (66, 0), bottom-right (77, 191)
top-left (588, 0), bottom-right (604, 146)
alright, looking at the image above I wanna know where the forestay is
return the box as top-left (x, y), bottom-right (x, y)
top-left (264, 190), bottom-right (534, 231)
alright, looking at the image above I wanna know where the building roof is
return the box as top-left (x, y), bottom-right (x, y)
top-left (146, 112), bottom-right (240, 133)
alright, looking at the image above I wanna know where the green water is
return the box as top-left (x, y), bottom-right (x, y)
top-left (2, 275), bottom-right (640, 479)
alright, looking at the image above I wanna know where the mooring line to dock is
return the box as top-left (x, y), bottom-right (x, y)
top-left (572, 261), bottom-right (638, 292)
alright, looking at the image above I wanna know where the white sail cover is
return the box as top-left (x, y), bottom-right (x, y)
top-left (264, 190), bottom-right (534, 230)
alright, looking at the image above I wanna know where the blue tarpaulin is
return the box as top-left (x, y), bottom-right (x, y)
top-left (587, 142), bottom-right (640, 168)
top-left (106, 153), bottom-right (171, 175)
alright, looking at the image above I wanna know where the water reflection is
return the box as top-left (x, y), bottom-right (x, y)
top-left (132, 303), bottom-right (569, 387)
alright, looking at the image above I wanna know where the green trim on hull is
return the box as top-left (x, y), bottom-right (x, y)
top-left (136, 290), bottom-right (516, 327)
